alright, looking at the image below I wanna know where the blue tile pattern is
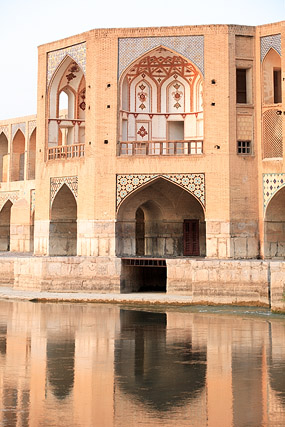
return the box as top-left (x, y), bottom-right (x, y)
top-left (117, 173), bottom-right (205, 210)
top-left (261, 34), bottom-right (281, 61)
top-left (118, 36), bottom-right (204, 77)
top-left (263, 173), bottom-right (285, 212)
top-left (47, 43), bottom-right (86, 87)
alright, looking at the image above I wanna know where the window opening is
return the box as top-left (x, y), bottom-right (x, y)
top-left (237, 140), bottom-right (252, 155)
top-left (236, 69), bottom-right (247, 103)
top-left (273, 69), bottom-right (282, 104)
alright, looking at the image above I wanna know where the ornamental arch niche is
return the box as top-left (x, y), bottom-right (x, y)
top-left (264, 186), bottom-right (285, 258)
top-left (0, 132), bottom-right (8, 182)
top-left (0, 200), bottom-right (13, 251)
top-left (11, 129), bottom-right (25, 181)
top-left (116, 177), bottom-right (206, 258)
top-left (262, 48), bottom-right (282, 105)
top-left (118, 46), bottom-right (203, 156)
top-left (49, 184), bottom-right (77, 256)
top-left (48, 55), bottom-right (86, 151)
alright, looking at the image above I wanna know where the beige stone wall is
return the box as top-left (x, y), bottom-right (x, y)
top-left (167, 258), bottom-right (270, 305)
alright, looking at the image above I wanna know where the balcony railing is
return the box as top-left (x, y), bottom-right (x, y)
top-left (119, 140), bottom-right (203, 156)
top-left (48, 143), bottom-right (85, 160)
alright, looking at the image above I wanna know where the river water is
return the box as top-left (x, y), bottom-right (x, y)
top-left (0, 300), bottom-right (284, 427)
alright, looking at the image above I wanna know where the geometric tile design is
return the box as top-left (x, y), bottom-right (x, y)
top-left (116, 173), bottom-right (205, 210)
top-left (11, 123), bottom-right (26, 140)
top-left (0, 191), bottom-right (19, 211)
top-left (260, 34), bottom-right (281, 62)
top-left (28, 120), bottom-right (37, 138)
top-left (30, 189), bottom-right (36, 214)
top-left (0, 125), bottom-right (9, 139)
top-left (47, 42), bottom-right (86, 87)
top-left (50, 176), bottom-right (78, 207)
top-left (263, 173), bottom-right (285, 212)
top-left (118, 35), bottom-right (204, 77)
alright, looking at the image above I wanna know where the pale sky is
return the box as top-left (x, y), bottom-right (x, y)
top-left (0, 0), bottom-right (283, 119)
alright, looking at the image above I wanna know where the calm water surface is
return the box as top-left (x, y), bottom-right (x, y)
top-left (0, 300), bottom-right (284, 427)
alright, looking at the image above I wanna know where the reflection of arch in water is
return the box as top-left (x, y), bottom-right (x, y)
top-left (115, 309), bottom-right (206, 412)
top-left (0, 323), bottom-right (7, 355)
top-left (267, 322), bottom-right (285, 405)
top-left (47, 339), bottom-right (75, 400)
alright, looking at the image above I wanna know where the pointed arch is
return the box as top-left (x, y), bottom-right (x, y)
top-left (116, 177), bottom-right (206, 257)
top-left (262, 48), bottom-right (282, 105)
top-left (117, 174), bottom-right (205, 213)
top-left (11, 129), bottom-right (25, 181)
top-left (48, 54), bottom-right (86, 151)
top-left (0, 200), bottom-right (13, 251)
top-left (264, 186), bottom-right (285, 258)
top-left (28, 128), bottom-right (36, 180)
top-left (49, 184), bottom-right (77, 256)
top-left (0, 131), bottom-right (8, 182)
top-left (118, 46), bottom-right (203, 153)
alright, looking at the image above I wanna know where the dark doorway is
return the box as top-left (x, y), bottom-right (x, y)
top-left (136, 207), bottom-right (145, 255)
top-left (184, 219), bottom-right (199, 256)
top-left (121, 259), bottom-right (166, 293)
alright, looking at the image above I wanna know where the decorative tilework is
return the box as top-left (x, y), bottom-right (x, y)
top-left (47, 43), bottom-right (86, 87)
top-left (0, 191), bottom-right (19, 211)
top-left (0, 126), bottom-right (8, 139)
top-left (117, 173), bottom-right (205, 210)
top-left (263, 173), bottom-right (285, 212)
top-left (30, 189), bottom-right (36, 214)
top-left (50, 176), bottom-right (78, 206)
top-left (28, 120), bottom-right (36, 138)
top-left (11, 123), bottom-right (26, 140)
top-left (261, 34), bottom-right (281, 62)
top-left (118, 36), bottom-right (204, 77)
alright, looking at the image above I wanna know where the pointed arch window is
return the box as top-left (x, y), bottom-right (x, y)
top-left (119, 47), bottom-right (203, 156)
top-left (48, 56), bottom-right (85, 160)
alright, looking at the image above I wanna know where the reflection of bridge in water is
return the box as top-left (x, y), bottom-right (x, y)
top-left (0, 300), bottom-right (284, 426)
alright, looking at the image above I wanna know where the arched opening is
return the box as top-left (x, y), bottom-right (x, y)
top-left (48, 56), bottom-right (86, 158)
top-left (263, 48), bottom-right (282, 105)
top-left (49, 184), bottom-right (77, 256)
top-left (28, 128), bottom-right (36, 180)
top-left (117, 178), bottom-right (205, 257)
top-left (119, 46), bottom-right (203, 156)
top-left (115, 309), bottom-right (206, 411)
top-left (11, 130), bottom-right (25, 181)
top-left (264, 186), bottom-right (285, 258)
top-left (0, 200), bottom-right (12, 251)
top-left (117, 178), bottom-right (205, 292)
top-left (47, 338), bottom-right (75, 400)
top-left (0, 132), bottom-right (8, 182)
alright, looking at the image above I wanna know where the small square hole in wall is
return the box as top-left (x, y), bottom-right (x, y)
top-left (211, 102), bottom-right (215, 106)
top-left (104, 140), bottom-right (109, 144)
top-left (107, 83), bottom-right (111, 88)
top-left (107, 105), bottom-right (110, 108)
top-left (237, 140), bottom-right (251, 155)
top-left (211, 79), bottom-right (216, 84)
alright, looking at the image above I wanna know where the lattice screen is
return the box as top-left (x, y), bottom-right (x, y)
top-left (263, 109), bottom-right (283, 158)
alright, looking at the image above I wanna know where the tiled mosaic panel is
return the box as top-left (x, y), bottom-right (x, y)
top-left (118, 36), bottom-right (204, 77)
top-left (47, 42), bottom-right (86, 87)
top-left (263, 173), bottom-right (285, 211)
top-left (0, 191), bottom-right (19, 211)
top-left (28, 121), bottom-right (37, 138)
top-left (117, 173), bottom-right (205, 210)
top-left (30, 190), bottom-right (36, 214)
top-left (50, 176), bottom-right (78, 206)
top-left (0, 126), bottom-right (8, 139)
top-left (260, 34), bottom-right (281, 61)
top-left (11, 123), bottom-right (26, 140)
